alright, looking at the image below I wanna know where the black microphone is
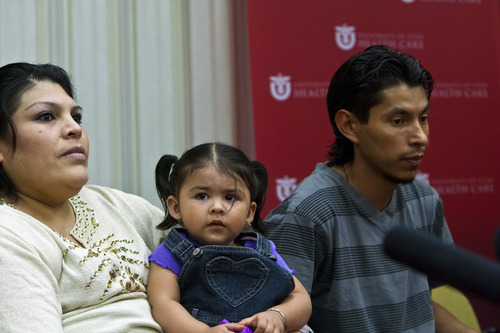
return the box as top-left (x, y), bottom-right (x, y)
top-left (383, 225), bottom-right (500, 303)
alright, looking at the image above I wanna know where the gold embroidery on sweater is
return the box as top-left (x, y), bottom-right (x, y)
top-left (67, 197), bottom-right (149, 302)
top-left (2, 196), bottom-right (148, 302)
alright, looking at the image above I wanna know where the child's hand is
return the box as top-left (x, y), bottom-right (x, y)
top-left (238, 310), bottom-right (286, 333)
top-left (208, 322), bottom-right (247, 333)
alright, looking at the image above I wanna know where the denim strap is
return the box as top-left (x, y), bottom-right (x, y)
top-left (236, 232), bottom-right (272, 257)
top-left (163, 227), bottom-right (195, 264)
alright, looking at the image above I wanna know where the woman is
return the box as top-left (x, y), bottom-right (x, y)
top-left (0, 63), bottom-right (167, 332)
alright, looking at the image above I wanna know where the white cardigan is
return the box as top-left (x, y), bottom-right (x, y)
top-left (0, 185), bottom-right (167, 332)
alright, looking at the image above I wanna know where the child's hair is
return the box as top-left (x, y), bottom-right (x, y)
top-left (155, 142), bottom-right (268, 235)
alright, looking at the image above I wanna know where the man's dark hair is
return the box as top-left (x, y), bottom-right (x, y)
top-left (326, 45), bottom-right (433, 165)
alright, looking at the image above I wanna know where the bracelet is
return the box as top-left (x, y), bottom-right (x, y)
top-left (267, 307), bottom-right (287, 329)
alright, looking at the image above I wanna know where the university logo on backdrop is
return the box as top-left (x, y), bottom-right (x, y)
top-left (276, 175), bottom-right (297, 202)
top-left (269, 74), bottom-right (329, 101)
top-left (269, 73), bottom-right (292, 101)
top-left (334, 23), bottom-right (424, 51)
top-left (335, 24), bottom-right (356, 51)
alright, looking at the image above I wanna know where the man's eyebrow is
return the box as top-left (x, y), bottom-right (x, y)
top-left (387, 104), bottom-right (430, 116)
top-left (416, 104), bottom-right (430, 114)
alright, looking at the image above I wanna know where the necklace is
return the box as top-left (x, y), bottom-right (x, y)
top-left (0, 196), bottom-right (99, 246)
top-left (70, 196), bottom-right (100, 246)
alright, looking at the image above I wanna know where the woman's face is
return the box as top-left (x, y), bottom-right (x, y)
top-left (0, 81), bottom-right (89, 203)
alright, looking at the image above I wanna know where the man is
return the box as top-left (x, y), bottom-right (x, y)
top-left (265, 45), bottom-right (477, 333)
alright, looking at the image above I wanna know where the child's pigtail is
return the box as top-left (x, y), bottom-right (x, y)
top-left (250, 160), bottom-right (269, 236)
top-left (155, 154), bottom-right (180, 230)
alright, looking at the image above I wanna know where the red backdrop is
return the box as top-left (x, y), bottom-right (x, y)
top-left (247, 0), bottom-right (500, 328)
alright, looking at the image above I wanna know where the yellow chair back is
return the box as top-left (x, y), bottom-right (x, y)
top-left (431, 285), bottom-right (481, 332)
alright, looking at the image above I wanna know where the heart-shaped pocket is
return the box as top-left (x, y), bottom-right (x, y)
top-left (206, 257), bottom-right (270, 307)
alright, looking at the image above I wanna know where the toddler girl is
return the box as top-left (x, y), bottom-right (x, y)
top-left (147, 142), bottom-right (311, 333)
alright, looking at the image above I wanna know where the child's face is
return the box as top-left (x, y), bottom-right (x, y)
top-left (167, 165), bottom-right (257, 246)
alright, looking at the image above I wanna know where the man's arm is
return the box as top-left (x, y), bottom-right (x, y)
top-left (433, 301), bottom-right (479, 333)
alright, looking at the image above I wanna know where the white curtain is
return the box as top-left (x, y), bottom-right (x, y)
top-left (0, 0), bottom-right (253, 208)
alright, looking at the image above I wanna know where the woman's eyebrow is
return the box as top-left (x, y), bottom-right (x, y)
top-left (25, 101), bottom-right (83, 112)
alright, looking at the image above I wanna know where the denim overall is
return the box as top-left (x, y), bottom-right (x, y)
top-left (164, 228), bottom-right (295, 326)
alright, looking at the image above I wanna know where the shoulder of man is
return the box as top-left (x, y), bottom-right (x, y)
top-left (396, 179), bottom-right (441, 201)
top-left (266, 165), bottom-right (349, 226)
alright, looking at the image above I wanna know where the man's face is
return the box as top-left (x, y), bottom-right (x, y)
top-left (354, 83), bottom-right (429, 184)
